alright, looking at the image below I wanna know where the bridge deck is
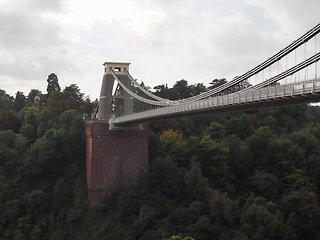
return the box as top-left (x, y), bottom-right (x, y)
top-left (110, 79), bottom-right (320, 126)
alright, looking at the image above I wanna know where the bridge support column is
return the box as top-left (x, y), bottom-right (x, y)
top-left (85, 120), bottom-right (149, 205)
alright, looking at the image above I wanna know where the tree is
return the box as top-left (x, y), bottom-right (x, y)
top-left (245, 126), bottom-right (276, 171)
top-left (27, 89), bottom-right (42, 104)
top-left (224, 135), bottom-right (251, 187)
top-left (257, 105), bottom-right (309, 134)
top-left (241, 201), bottom-right (291, 240)
top-left (63, 84), bottom-right (84, 111)
top-left (12, 91), bottom-right (26, 112)
top-left (46, 91), bottom-right (70, 113)
top-left (198, 135), bottom-right (235, 194)
top-left (159, 129), bottom-right (183, 157)
top-left (22, 139), bottom-right (60, 178)
top-left (57, 109), bottom-right (85, 157)
top-left (19, 107), bottom-right (40, 143)
top-left (208, 78), bottom-right (227, 89)
top-left (173, 79), bottom-right (193, 99)
top-left (189, 83), bottom-right (206, 96)
top-left (204, 121), bottom-right (227, 141)
top-left (149, 157), bottom-right (180, 195)
top-left (184, 163), bottom-right (212, 202)
top-left (0, 110), bottom-right (21, 132)
top-left (81, 97), bottom-right (96, 117)
top-left (133, 205), bottom-right (157, 235)
top-left (0, 130), bottom-right (27, 178)
top-left (185, 215), bottom-right (215, 240)
top-left (281, 189), bottom-right (320, 239)
top-left (46, 73), bottom-right (61, 94)
top-left (225, 113), bottom-right (253, 139)
top-left (36, 107), bottom-right (59, 138)
top-left (0, 89), bottom-right (13, 110)
top-left (153, 84), bottom-right (173, 100)
top-left (0, 90), bottom-right (21, 132)
top-left (251, 171), bottom-right (281, 201)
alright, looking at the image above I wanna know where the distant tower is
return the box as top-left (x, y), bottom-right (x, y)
top-left (34, 95), bottom-right (41, 107)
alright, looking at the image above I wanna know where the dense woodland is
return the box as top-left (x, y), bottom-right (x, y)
top-left (1, 74), bottom-right (320, 239)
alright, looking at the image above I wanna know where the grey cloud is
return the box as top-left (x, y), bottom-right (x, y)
top-left (5, 0), bottom-right (66, 13)
top-left (26, 0), bottom-right (66, 12)
top-left (2, 0), bottom-right (319, 98)
top-left (0, 0), bottom-right (78, 95)
top-left (246, 0), bottom-right (320, 37)
top-left (0, 11), bottom-right (65, 49)
top-left (132, 0), bottom-right (183, 10)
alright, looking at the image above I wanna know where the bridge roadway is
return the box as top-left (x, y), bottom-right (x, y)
top-left (109, 78), bottom-right (320, 127)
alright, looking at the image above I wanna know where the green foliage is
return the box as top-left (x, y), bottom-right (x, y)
top-left (0, 89), bottom-right (13, 110)
top-left (133, 205), bottom-right (157, 234)
top-left (36, 107), bottom-right (58, 137)
top-left (154, 80), bottom-right (206, 101)
top-left (198, 136), bottom-right (235, 193)
top-left (224, 135), bottom-right (251, 191)
top-left (225, 113), bottom-right (253, 139)
top-left (81, 97), bottom-right (96, 116)
top-left (11, 91), bottom-right (26, 112)
top-left (27, 89), bottom-right (42, 103)
top-left (19, 107), bottom-right (40, 143)
top-left (150, 157), bottom-right (180, 195)
top-left (46, 73), bottom-right (61, 94)
top-left (2, 79), bottom-right (320, 240)
top-left (63, 84), bottom-right (84, 111)
top-left (0, 110), bottom-right (21, 132)
top-left (251, 171), bottom-right (281, 201)
top-left (0, 84), bottom-right (88, 239)
top-left (159, 129), bottom-right (183, 157)
top-left (0, 90), bottom-right (21, 132)
top-left (23, 139), bottom-right (60, 178)
top-left (241, 201), bottom-right (292, 239)
top-left (205, 121), bottom-right (227, 141)
top-left (184, 163), bottom-right (212, 201)
top-left (0, 130), bottom-right (27, 178)
top-left (209, 78), bottom-right (227, 89)
top-left (173, 79), bottom-right (194, 99)
top-left (46, 91), bottom-right (71, 113)
top-left (281, 189), bottom-right (320, 239)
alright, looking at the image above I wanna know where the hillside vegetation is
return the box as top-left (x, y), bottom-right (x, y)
top-left (1, 76), bottom-right (320, 239)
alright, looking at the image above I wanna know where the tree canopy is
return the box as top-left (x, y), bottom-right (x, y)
top-left (46, 73), bottom-right (61, 94)
top-left (1, 77), bottom-right (320, 239)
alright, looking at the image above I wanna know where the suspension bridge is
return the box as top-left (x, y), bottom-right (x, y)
top-left (86, 22), bottom-right (320, 204)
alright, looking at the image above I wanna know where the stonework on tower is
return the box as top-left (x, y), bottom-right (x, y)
top-left (98, 62), bottom-right (133, 120)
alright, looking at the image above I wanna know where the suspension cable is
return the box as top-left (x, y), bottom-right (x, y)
top-left (241, 51), bottom-right (320, 92)
top-left (112, 22), bottom-right (320, 107)
top-left (124, 69), bottom-right (171, 102)
top-left (110, 68), bottom-right (176, 106)
top-left (123, 22), bottom-right (320, 105)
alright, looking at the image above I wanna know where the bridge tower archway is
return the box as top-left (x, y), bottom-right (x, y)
top-left (98, 62), bottom-right (134, 120)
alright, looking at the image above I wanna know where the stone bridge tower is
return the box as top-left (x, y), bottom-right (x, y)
top-left (98, 62), bottom-right (133, 120)
top-left (85, 62), bottom-right (149, 205)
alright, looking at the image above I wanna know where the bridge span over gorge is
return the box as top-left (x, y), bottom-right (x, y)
top-left (86, 22), bottom-right (320, 204)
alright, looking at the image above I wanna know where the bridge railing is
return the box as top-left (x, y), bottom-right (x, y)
top-left (109, 78), bottom-right (320, 126)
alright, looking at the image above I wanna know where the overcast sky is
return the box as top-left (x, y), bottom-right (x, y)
top-left (1, 0), bottom-right (320, 99)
